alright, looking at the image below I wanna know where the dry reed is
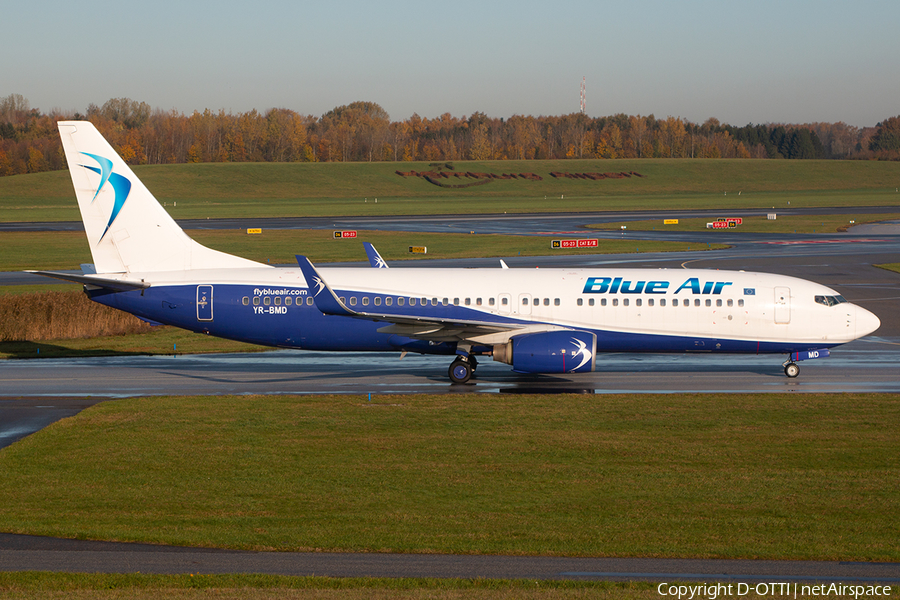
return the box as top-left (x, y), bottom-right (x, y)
top-left (0, 290), bottom-right (153, 341)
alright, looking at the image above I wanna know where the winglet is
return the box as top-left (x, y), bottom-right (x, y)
top-left (363, 242), bottom-right (389, 268)
top-left (295, 255), bottom-right (357, 317)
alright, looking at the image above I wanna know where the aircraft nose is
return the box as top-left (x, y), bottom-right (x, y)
top-left (855, 304), bottom-right (881, 337)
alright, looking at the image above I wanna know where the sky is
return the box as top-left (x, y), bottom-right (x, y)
top-left (5, 0), bottom-right (899, 127)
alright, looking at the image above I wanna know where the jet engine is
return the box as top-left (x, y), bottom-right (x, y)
top-left (493, 330), bottom-right (596, 373)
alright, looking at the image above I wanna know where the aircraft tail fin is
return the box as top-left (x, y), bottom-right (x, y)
top-left (57, 121), bottom-right (263, 274)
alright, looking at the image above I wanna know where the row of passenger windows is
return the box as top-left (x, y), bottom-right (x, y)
top-left (577, 297), bottom-right (745, 308)
top-left (241, 295), bottom-right (745, 309)
top-left (242, 296), bottom-right (313, 306)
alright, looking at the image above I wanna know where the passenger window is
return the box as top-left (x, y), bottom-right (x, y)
top-left (409, 298), bottom-right (415, 306)
top-left (242, 297), bottom-right (249, 305)
top-left (374, 297), bottom-right (381, 306)
top-left (694, 299), bottom-right (700, 307)
top-left (738, 299), bottom-right (744, 307)
top-left (727, 299), bottom-right (733, 307)
top-left (476, 298), bottom-right (482, 306)
top-left (636, 299), bottom-right (642, 307)
top-left (398, 297), bottom-right (404, 306)
top-left (454, 298), bottom-right (459, 306)
top-left (577, 298), bottom-right (583, 306)
top-left (554, 298), bottom-right (560, 306)
top-left (362, 297), bottom-right (370, 306)
top-left (264, 297), bottom-right (271, 306)
top-left (624, 298), bottom-right (629, 307)
top-left (533, 298), bottom-right (539, 306)
top-left (522, 298), bottom-right (528, 306)
top-left (386, 297), bottom-right (392, 306)
top-left (705, 299), bottom-right (711, 307)
top-left (465, 298), bottom-right (470, 306)
top-left (600, 298), bottom-right (606, 306)
top-left (613, 298), bottom-right (618, 306)
top-left (421, 298), bottom-right (427, 305)
top-left (543, 298), bottom-right (550, 306)
top-left (339, 296), bottom-right (345, 304)
top-left (350, 297), bottom-right (357, 306)
top-left (589, 298), bottom-right (595, 306)
top-left (285, 297), bottom-right (292, 306)
top-left (672, 299), bottom-right (678, 307)
top-left (442, 298), bottom-right (448, 306)
top-left (648, 298), bottom-right (654, 307)
top-left (306, 297), bottom-right (313, 306)
top-left (432, 298), bottom-right (438, 306)
top-left (660, 299), bottom-right (666, 307)
top-left (275, 297), bottom-right (281, 306)
top-left (491, 298), bottom-right (497, 306)
top-left (716, 299), bottom-right (722, 307)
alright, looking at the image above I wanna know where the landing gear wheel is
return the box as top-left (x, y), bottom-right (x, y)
top-left (784, 362), bottom-right (800, 378)
top-left (449, 359), bottom-right (472, 384)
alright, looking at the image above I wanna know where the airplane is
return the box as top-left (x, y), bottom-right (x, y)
top-left (29, 121), bottom-right (881, 383)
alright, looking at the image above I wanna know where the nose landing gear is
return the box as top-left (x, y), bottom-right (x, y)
top-left (783, 361), bottom-right (800, 378)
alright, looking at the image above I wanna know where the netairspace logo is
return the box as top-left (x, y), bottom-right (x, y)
top-left (656, 582), bottom-right (894, 599)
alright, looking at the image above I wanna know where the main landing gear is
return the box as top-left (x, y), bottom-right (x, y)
top-left (448, 355), bottom-right (478, 384)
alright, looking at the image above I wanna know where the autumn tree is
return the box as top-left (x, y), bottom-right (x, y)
top-left (869, 116), bottom-right (900, 157)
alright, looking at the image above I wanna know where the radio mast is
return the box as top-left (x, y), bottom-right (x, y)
top-left (580, 76), bottom-right (586, 114)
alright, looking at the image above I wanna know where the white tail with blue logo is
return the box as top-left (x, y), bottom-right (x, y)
top-left (57, 121), bottom-right (261, 274)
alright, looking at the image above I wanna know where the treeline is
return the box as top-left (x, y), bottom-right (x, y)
top-left (1, 93), bottom-right (898, 176)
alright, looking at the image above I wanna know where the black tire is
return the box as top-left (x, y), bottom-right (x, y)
top-left (784, 362), bottom-right (800, 378)
top-left (449, 359), bottom-right (472, 384)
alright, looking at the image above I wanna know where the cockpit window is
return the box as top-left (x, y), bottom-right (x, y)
top-left (815, 295), bottom-right (848, 307)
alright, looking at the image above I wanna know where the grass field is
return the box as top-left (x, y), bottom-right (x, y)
top-left (2, 159), bottom-right (899, 222)
top-left (0, 228), bottom-right (728, 272)
top-left (0, 573), bottom-right (657, 600)
top-left (0, 393), bottom-right (896, 562)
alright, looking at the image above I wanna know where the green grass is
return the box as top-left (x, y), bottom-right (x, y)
top-left (587, 213), bottom-right (900, 234)
top-left (0, 573), bottom-right (657, 600)
top-left (0, 393), bottom-right (896, 561)
top-left (0, 229), bottom-right (728, 272)
top-left (2, 159), bottom-right (900, 221)
top-left (875, 263), bottom-right (900, 275)
top-left (0, 325), bottom-right (267, 359)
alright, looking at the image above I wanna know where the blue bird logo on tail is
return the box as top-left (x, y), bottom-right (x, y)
top-left (79, 152), bottom-right (132, 241)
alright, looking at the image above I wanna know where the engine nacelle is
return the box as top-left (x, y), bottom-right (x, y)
top-left (493, 330), bottom-right (596, 374)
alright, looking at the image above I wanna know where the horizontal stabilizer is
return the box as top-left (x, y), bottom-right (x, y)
top-left (25, 270), bottom-right (150, 291)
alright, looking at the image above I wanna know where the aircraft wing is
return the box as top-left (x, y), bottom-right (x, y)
top-left (25, 270), bottom-right (150, 291)
top-left (295, 255), bottom-right (545, 343)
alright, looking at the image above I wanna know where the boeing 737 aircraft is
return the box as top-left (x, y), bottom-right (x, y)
top-left (31, 121), bottom-right (881, 383)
